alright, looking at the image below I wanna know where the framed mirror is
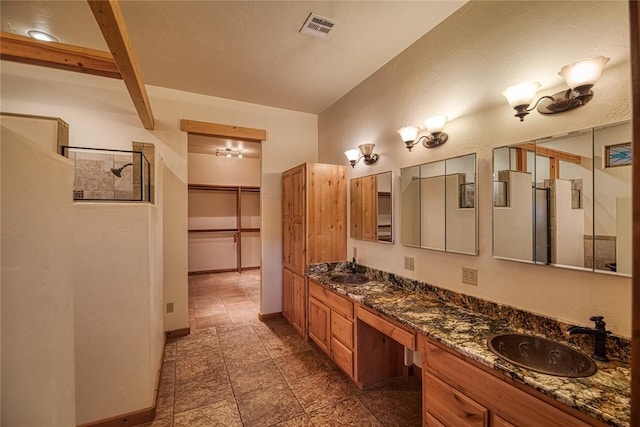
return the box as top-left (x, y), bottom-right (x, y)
top-left (492, 121), bottom-right (631, 276)
top-left (401, 153), bottom-right (478, 255)
top-left (350, 171), bottom-right (394, 243)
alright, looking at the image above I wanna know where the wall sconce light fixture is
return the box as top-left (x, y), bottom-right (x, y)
top-left (216, 148), bottom-right (243, 158)
top-left (344, 143), bottom-right (379, 168)
top-left (397, 115), bottom-right (449, 151)
top-left (503, 56), bottom-right (610, 122)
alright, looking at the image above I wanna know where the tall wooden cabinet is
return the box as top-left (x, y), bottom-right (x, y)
top-left (282, 163), bottom-right (347, 337)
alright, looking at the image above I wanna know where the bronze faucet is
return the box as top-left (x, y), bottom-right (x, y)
top-left (567, 316), bottom-right (610, 362)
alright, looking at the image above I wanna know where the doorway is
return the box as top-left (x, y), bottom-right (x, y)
top-left (186, 130), bottom-right (262, 329)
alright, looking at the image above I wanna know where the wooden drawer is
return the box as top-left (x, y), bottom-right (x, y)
top-left (424, 372), bottom-right (488, 427)
top-left (308, 280), bottom-right (353, 318)
top-left (330, 336), bottom-right (353, 377)
top-left (331, 311), bottom-right (353, 348)
top-left (423, 341), bottom-right (591, 427)
top-left (356, 305), bottom-right (416, 350)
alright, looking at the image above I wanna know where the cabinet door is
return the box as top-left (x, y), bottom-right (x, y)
top-left (291, 165), bottom-right (305, 223)
top-left (291, 272), bottom-right (306, 336)
top-left (282, 268), bottom-right (293, 323)
top-left (308, 296), bottom-right (330, 353)
top-left (306, 163), bottom-right (347, 264)
top-left (282, 171), bottom-right (293, 222)
top-left (424, 372), bottom-right (488, 427)
top-left (290, 221), bottom-right (305, 275)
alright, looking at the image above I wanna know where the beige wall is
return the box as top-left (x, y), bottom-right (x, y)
top-left (162, 162), bottom-right (189, 331)
top-left (1, 117), bottom-right (76, 426)
top-left (319, 1), bottom-right (632, 336)
top-left (1, 56), bottom-right (317, 324)
top-left (188, 152), bottom-right (261, 186)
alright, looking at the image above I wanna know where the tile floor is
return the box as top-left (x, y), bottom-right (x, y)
top-left (140, 270), bottom-right (422, 426)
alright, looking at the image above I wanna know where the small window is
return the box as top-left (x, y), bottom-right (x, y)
top-left (604, 142), bottom-right (632, 168)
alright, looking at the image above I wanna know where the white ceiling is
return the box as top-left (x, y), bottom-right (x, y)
top-left (0, 0), bottom-right (467, 114)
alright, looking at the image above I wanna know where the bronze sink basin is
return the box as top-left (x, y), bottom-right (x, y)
top-left (330, 273), bottom-right (369, 285)
top-left (488, 333), bottom-right (597, 378)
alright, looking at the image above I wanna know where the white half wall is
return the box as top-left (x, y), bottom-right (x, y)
top-left (1, 117), bottom-right (76, 426)
top-left (72, 203), bottom-right (161, 424)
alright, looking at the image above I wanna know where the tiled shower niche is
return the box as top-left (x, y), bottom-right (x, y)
top-left (62, 146), bottom-right (151, 202)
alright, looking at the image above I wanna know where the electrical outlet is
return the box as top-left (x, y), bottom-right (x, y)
top-left (166, 302), bottom-right (174, 313)
top-left (404, 256), bottom-right (415, 271)
top-left (353, 247), bottom-right (358, 258)
top-left (462, 267), bottom-right (478, 285)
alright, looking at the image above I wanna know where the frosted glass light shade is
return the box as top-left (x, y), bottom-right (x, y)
top-left (397, 126), bottom-right (419, 142)
top-left (344, 148), bottom-right (360, 162)
top-left (425, 116), bottom-right (447, 134)
top-left (358, 143), bottom-right (375, 157)
top-left (502, 82), bottom-right (541, 108)
top-left (558, 56), bottom-right (610, 89)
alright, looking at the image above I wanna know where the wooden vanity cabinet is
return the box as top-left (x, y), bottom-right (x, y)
top-left (308, 279), bottom-right (355, 377)
top-left (282, 163), bottom-right (346, 337)
top-left (419, 336), bottom-right (601, 427)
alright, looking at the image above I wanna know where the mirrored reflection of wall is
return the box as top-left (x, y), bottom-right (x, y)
top-left (492, 121), bottom-right (631, 276)
top-left (350, 171), bottom-right (394, 244)
top-left (401, 153), bottom-right (478, 255)
top-left (400, 166), bottom-right (420, 247)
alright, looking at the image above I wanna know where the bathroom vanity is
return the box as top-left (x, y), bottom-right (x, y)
top-left (307, 264), bottom-right (630, 427)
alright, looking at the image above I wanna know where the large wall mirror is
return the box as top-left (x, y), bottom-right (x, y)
top-left (493, 121), bottom-right (631, 276)
top-left (400, 153), bottom-right (478, 255)
top-left (350, 171), bottom-right (393, 243)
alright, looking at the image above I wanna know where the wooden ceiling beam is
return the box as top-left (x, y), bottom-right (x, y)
top-left (180, 119), bottom-right (267, 142)
top-left (514, 142), bottom-right (582, 164)
top-left (88, 0), bottom-right (154, 130)
top-left (0, 32), bottom-right (121, 79)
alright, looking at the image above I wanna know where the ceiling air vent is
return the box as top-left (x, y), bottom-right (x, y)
top-left (299, 12), bottom-right (339, 40)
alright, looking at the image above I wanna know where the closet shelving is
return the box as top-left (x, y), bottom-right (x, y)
top-left (188, 184), bottom-right (260, 274)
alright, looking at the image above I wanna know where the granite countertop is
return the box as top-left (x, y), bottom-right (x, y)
top-left (307, 267), bottom-right (631, 427)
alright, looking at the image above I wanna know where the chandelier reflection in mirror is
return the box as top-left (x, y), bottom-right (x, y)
top-left (216, 148), bottom-right (243, 158)
top-left (503, 56), bottom-right (610, 122)
top-left (344, 143), bottom-right (379, 168)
